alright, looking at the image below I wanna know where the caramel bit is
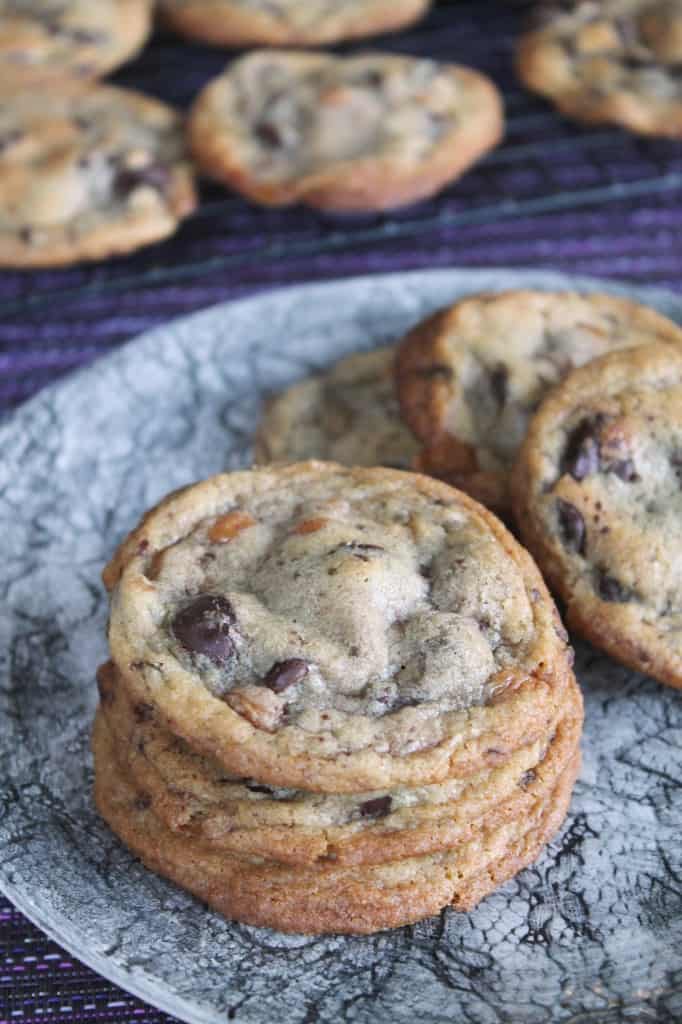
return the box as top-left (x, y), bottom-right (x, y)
top-left (209, 511), bottom-right (256, 543)
top-left (294, 516), bottom-right (329, 535)
top-left (226, 685), bottom-right (284, 733)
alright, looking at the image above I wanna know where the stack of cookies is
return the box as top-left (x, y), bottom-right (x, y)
top-left (93, 462), bottom-right (582, 934)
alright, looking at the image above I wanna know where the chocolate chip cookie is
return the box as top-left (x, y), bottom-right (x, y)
top-left (0, 84), bottom-right (197, 267)
top-left (98, 660), bottom-right (583, 866)
top-left (159, 0), bottom-right (431, 47)
top-left (103, 462), bottom-right (574, 792)
top-left (254, 346), bottom-right (420, 470)
top-left (518, 0), bottom-right (682, 136)
top-left (187, 51), bottom-right (503, 212)
top-left (513, 343), bottom-right (682, 689)
top-left (93, 708), bottom-right (581, 933)
top-left (396, 290), bottom-right (682, 512)
top-left (0, 1), bottom-right (152, 86)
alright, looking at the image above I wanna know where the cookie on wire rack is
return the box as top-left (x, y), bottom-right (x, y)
top-left (0, 0), bottom-right (152, 87)
top-left (517, 0), bottom-right (682, 137)
top-left (159, 0), bottom-right (432, 47)
top-left (0, 84), bottom-right (197, 267)
top-left (188, 50), bottom-right (503, 212)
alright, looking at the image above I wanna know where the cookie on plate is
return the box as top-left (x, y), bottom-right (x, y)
top-left (97, 660), bottom-right (583, 865)
top-left (102, 462), bottom-right (574, 792)
top-left (159, 0), bottom-right (432, 47)
top-left (517, 0), bottom-right (682, 137)
top-left (512, 343), bottom-right (682, 689)
top-left (93, 708), bottom-right (581, 934)
top-left (0, 0), bottom-right (152, 87)
top-left (0, 84), bottom-right (197, 267)
top-left (254, 346), bottom-right (420, 470)
top-left (396, 290), bottom-right (682, 512)
top-left (187, 51), bottom-right (503, 212)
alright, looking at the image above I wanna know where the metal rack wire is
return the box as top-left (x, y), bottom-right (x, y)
top-left (1, 0), bottom-right (681, 404)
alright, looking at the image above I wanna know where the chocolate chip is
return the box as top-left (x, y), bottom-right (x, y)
top-left (134, 794), bottom-right (151, 811)
top-left (596, 570), bottom-right (633, 603)
top-left (262, 658), bottom-right (309, 693)
top-left (561, 416), bottom-right (606, 480)
top-left (255, 119), bottom-right (284, 148)
top-left (556, 498), bottom-right (586, 555)
top-left (171, 595), bottom-right (236, 665)
top-left (520, 769), bottom-right (536, 789)
top-left (359, 796), bottom-right (392, 818)
top-left (133, 702), bottom-right (155, 723)
top-left (115, 163), bottom-right (170, 197)
top-left (615, 16), bottom-right (639, 49)
top-left (489, 363), bottom-right (509, 407)
top-left (672, 450), bottom-right (682, 483)
top-left (608, 458), bottom-right (639, 482)
top-left (0, 130), bottom-right (22, 154)
top-left (356, 69), bottom-right (384, 89)
top-left (68, 29), bottom-right (106, 44)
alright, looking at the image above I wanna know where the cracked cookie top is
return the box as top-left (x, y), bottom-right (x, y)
top-left (0, 84), bottom-right (196, 267)
top-left (254, 346), bottom-right (420, 470)
top-left (518, 0), bottom-right (682, 136)
top-left (396, 290), bottom-right (682, 511)
top-left (512, 343), bottom-right (682, 689)
top-left (159, 0), bottom-right (431, 47)
top-left (0, 0), bottom-right (152, 86)
top-left (187, 50), bottom-right (503, 211)
top-left (104, 463), bottom-right (573, 791)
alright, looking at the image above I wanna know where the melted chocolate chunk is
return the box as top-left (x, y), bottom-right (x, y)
top-left (355, 69), bottom-right (384, 89)
top-left (262, 658), bottom-right (309, 693)
top-left (520, 769), bottom-right (537, 789)
top-left (561, 415), bottom-right (606, 480)
top-left (115, 162), bottom-right (170, 197)
top-left (68, 29), bottom-right (107, 44)
top-left (0, 130), bottom-right (22, 153)
top-left (490, 363), bottom-right (509, 407)
top-left (608, 458), bottom-right (639, 482)
top-left (671, 450), bottom-right (682, 483)
top-left (171, 595), bottom-right (236, 665)
top-left (359, 795), bottom-right (392, 818)
top-left (596, 570), bottom-right (633, 603)
top-left (133, 702), bottom-right (155, 723)
top-left (556, 498), bottom-right (586, 554)
top-left (255, 119), bottom-right (284, 148)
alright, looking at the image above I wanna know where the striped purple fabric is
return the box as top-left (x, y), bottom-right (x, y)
top-left (1, 0), bottom-right (680, 1020)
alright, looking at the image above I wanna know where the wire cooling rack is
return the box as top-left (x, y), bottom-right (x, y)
top-left (1, 0), bottom-right (681, 407)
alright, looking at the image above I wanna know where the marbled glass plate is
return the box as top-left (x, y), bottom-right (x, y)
top-left (1, 269), bottom-right (681, 1024)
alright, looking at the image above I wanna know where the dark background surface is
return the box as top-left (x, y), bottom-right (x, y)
top-left (1, 0), bottom-right (681, 1020)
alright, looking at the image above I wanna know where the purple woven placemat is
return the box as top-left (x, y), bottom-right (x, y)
top-left (1, 0), bottom-right (681, 1020)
